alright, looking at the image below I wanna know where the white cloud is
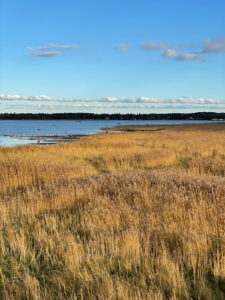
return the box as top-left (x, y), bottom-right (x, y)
top-left (99, 97), bottom-right (221, 104)
top-left (114, 44), bottom-right (130, 52)
top-left (162, 49), bottom-right (205, 61)
top-left (0, 94), bottom-right (55, 101)
top-left (202, 37), bottom-right (225, 53)
top-left (1, 95), bottom-right (224, 105)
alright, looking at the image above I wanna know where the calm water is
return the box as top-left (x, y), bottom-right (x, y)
top-left (0, 120), bottom-right (224, 146)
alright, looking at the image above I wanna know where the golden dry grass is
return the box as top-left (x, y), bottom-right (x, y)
top-left (0, 123), bottom-right (225, 299)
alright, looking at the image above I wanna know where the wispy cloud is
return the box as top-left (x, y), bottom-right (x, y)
top-left (26, 37), bottom-right (225, 61)
top-left (30, 51), bottom-right (61, 57)
top-left (202, 37), bottom-right (225, 53)
top-left (1, 94), bottom-right (223, 105)
top-left (114, 44), bottom-right (130, 52)
top-left (140, 42), bottom-right (193, 51)
top-left (141, 37), bottom-right (225, 62)
top-left (27, 43), bottom-right (80, 58)
top-left (162, 49), bottom-right (205, 61)
top-left (27, 43), bottom-right (80, 51)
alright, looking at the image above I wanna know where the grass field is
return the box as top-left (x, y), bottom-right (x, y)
top-left (0, 123), bottom-right (225, 299)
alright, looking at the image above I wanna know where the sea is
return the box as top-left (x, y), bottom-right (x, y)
top-left (0, 120), bottom-right (224, 147)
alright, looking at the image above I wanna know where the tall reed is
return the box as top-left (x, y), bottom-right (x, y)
top-left (0, 124), bottom-right (224, 299)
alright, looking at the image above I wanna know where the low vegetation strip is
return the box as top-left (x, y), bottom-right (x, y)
top-left (102, 122), bottom-right (225, 132)
top-left (0, 123), bottom-right (224, 299)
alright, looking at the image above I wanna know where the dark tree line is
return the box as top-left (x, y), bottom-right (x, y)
top-left (0, 112), bottom-right (224, 120)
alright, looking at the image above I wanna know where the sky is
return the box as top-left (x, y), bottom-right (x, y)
top-left (0, 0), bottom-right (225, 113)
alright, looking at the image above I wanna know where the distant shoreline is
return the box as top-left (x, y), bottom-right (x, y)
top-left (0, 112), bottom-right (225, 121)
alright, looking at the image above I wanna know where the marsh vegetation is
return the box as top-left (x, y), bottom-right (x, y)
top-left (0, 123), bottom-right (224, 299)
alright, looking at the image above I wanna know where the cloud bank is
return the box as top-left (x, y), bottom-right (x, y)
top-left (4, 103), bottom-right (225, 113)
top-left (0, 94), bottom-right (223, 105)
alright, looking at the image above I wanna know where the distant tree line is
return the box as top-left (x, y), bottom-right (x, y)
top-left (0, 112), bottom-right (224, 120)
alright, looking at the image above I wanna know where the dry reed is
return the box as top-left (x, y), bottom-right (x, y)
top-left (0, 124), bottom-right (224, 299)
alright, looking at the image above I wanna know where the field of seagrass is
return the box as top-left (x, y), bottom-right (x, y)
top-left (0, 123), bottom-right (224, 300)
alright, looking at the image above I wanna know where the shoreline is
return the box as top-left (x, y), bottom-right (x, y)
top-left (0, 134), bottom-right (86, 147)
top-left (0, 122), bottom-right (224, 147)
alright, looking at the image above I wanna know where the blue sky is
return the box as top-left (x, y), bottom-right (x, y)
top-left (0, 0), bottom-right (225, 113)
